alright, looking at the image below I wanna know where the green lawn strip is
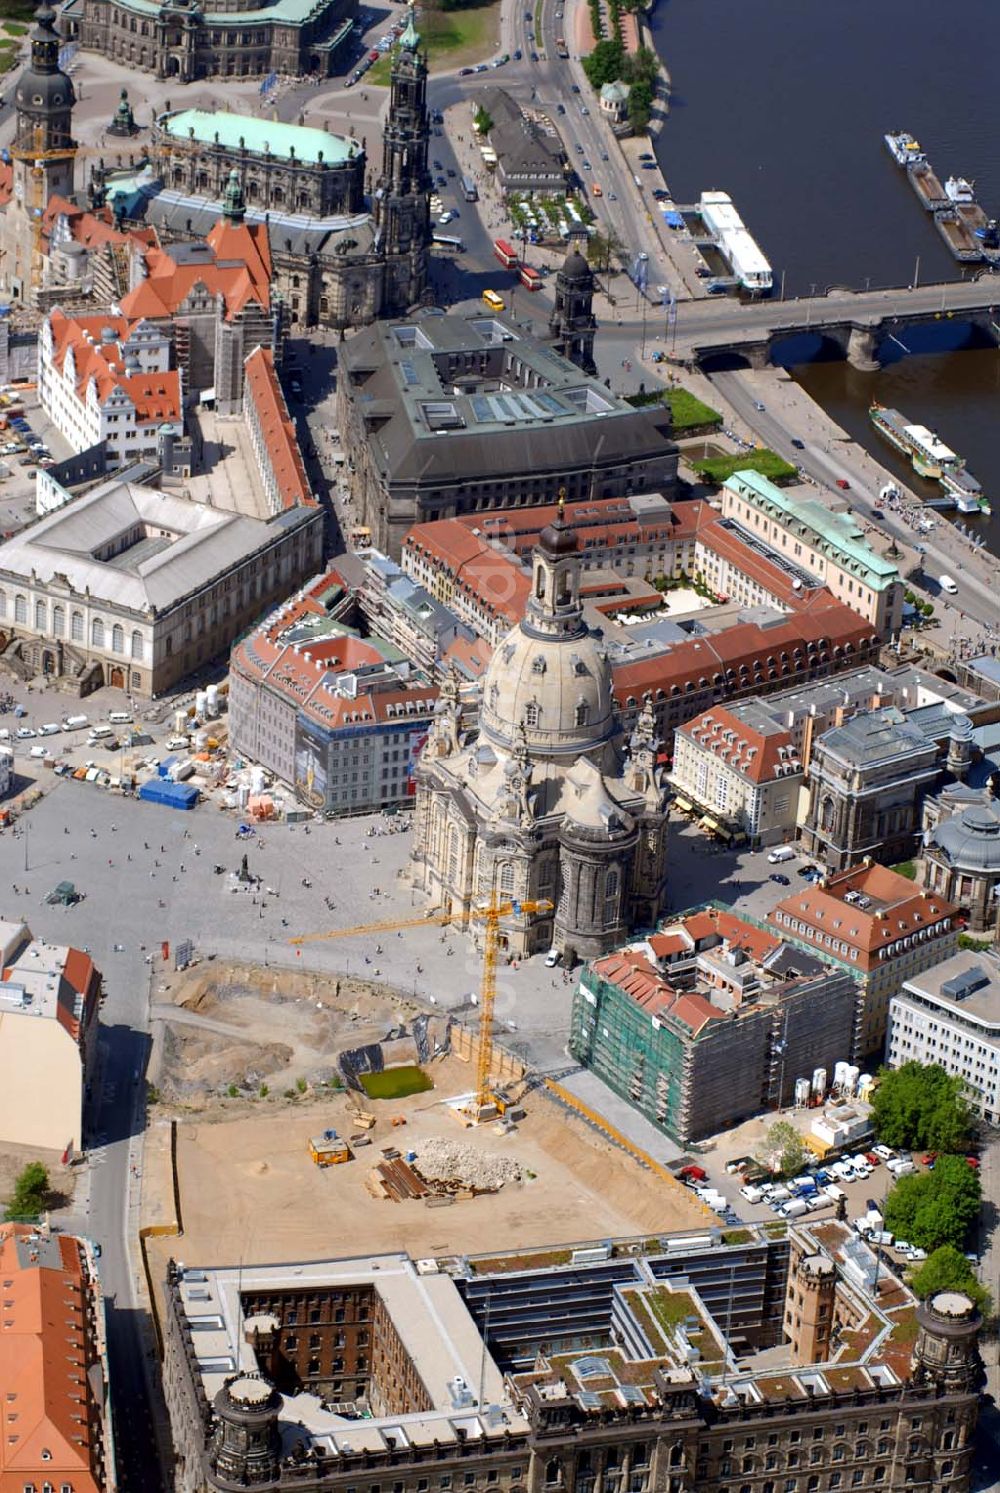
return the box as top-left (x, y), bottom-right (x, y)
top-left (690, 450), bottom-right (798, 485)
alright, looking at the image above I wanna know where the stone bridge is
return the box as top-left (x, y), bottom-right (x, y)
top-left (677, 279), bottom-right (1000, 371)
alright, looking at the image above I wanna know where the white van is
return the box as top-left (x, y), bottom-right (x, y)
top-left (108, 710), bottom-right (133, 725)
top-left (88, 725), bottom-right (113, 741)
top-left (62, 714), bottom-right (88, 731)
top-left (767, 846), bottom-right (796, 864)
top-left (939, 574), bottom-right (959, 595)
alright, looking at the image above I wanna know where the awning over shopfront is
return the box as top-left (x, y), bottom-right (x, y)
top-left (673, 797), bottom-right (694, 814)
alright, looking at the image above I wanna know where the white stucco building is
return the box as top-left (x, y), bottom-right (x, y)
top-left (38, 308), bottom-right (182, 464)
top-left (0, 470), bottom-right (322, 694)
top-left (887, 952), bottom-right (1000, 1124)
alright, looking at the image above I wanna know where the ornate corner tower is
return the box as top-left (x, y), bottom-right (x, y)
top-left (210, 1374), bottom-right (281, 1485)
top-left (374, 1), bottom-right (431, 311)
top-left (911, 1291), bottom-right (984, 1394)
top-left (548, 236), bottom-right (597, 375)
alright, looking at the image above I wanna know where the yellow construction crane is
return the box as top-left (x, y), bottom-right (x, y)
top-left (290, 896), bottom-right (553, 1117)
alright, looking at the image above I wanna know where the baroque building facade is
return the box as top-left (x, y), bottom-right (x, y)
top-left (409, 505), bottom-right (669, 960)
top-left (64, 0), bottom-right (358, 80)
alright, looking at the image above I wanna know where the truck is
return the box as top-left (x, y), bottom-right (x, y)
top-left (767, 845), bottom-right (796, 864)
top-left (790, 1174), bottom-right (818, 1195)
top-left (555, 35), bottom-right (569, 57)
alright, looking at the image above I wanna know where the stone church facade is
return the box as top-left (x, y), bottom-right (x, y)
top-left (410, 506), bottom-right (669, 961)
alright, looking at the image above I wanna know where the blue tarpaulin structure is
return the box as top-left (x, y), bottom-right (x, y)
top-left (663, 210), bottom-right (685, 229)
top-left (138, 779), bottom-right (199, 810)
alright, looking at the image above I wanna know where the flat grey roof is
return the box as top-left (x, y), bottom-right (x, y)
top-left (176, 1253), bottom-right (526, 1450)
top-left (901, 951), bottom-right (1000, 1031)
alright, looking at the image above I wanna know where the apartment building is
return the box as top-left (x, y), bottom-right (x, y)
top-left (670, 701), bottom-right (804, 845)
top-left (0, 919), bottom-right (100, 1152)
top-left (570, 906), bottom-right (858, 1142)
top-left (720, 471), bottom-right (904, 637)
top-left (0, 1223), bottom-right (115, 1493)
top-left (228, 569), bottom-right (438, 815)
top-left (887, 952), bottom-right (1000, 1122)
top-left (769, 862), bottom-right (959, 1061)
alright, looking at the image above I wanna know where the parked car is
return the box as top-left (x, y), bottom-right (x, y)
top-left (15, 726), bottom-right (35, 739)
top-left (836, 478), bottom-right (851, 490)
top-left (38, 722), bottom-right (61, 736)
top-left (873, 1145), bottom-right (895, 1161)
top-left (769, 872), bottom-right (790, 885)
top-left (791, 437), bottom-right (805, 450)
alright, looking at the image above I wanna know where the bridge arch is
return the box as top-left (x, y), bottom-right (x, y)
top-left (770, 330), bottom-right (850, 368)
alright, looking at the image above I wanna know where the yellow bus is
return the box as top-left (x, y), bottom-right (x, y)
top-left (482, 289), bottom-right (505, 311)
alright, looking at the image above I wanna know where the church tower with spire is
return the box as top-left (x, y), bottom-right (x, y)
top-left (6, 1), bottom-right (77, 299)
top-left (373, 1), bottom-right (431, 311)
top-left (548, 235), bottom-right (597, 375)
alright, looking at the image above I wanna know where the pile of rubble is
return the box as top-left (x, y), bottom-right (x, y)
top-left (412, 1138), bottom-right (521, 1193)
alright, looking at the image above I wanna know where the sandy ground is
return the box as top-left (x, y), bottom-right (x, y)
top-left (144, 1054), bottom-right (706, 1281)
top-left (150, 959), bottom-right (420, 1108)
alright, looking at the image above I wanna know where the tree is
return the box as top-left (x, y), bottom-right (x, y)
top-left (587, 227), bottom-right (624, 272)
top-left (870, 1062), bottom-right (972, 1151)
top-left (582, 37), bottom-right (624, 89)
top-left (760, 1120), bottom-right (808, 1178)
top-left (910, 1245), bottom-right (991, 1316)
top-left (627, 79), bottom-right (653, 133)
top-left (473, 105), bottom-right (493, 135)
top-left (6, 1161), bottom-right (50, 1220)
top-left (883, 1155), bottom-right (981, 1252)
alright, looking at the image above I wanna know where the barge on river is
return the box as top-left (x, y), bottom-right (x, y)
top-left (869, 404), bottom-right (989, 514)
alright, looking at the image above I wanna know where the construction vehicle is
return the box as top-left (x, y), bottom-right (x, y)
top-left (291, 895), bottom-right (553, 1120)
top-left (309, 1129), bottom-right (352, 1167)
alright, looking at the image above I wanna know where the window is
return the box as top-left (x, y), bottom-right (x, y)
top-left (112, 623), bottom-right (124, 654)
top-left (34, 599), bottom-right (45, 630)
top-left (52, 604), bottom-right (64, 636)
top-left (91, 617), bottom-right (105, 648)
top-left (524, 701), bottom-right (540, 727)
top-left (574, 699), bottom-right (589, 727)
top-left (131, 630), bottom-right (143, 660)
top-left (14, 594), bottom-right (26, 624)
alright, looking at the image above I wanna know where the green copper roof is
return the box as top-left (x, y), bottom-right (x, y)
top-left (723, 469), bottom-right (901, 590)
top-left (159, 109), bottom-right (361, 166)
top-left (399, 0), bottom-right (420, 48)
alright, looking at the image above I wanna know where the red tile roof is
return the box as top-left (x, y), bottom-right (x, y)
top-left (590, 949), bottom-right (726, 1037)
top-left (770, 864), bottom-right (957, 967)
top-left (612, 597), bottom-right (877, 707)
top-left (678, 704), bottom-right (802, 785)
top-left (0, 1225), bottom-right (106, 1493)
top-left (47, 309), bottom-right (180, 423)
top-left (119, 216), bottom-right (271, 322)
top-left (243, 347), bottom-right (314, 511)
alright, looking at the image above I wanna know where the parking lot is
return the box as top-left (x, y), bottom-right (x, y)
top-left (0, 387), bottom-right (77, 537)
